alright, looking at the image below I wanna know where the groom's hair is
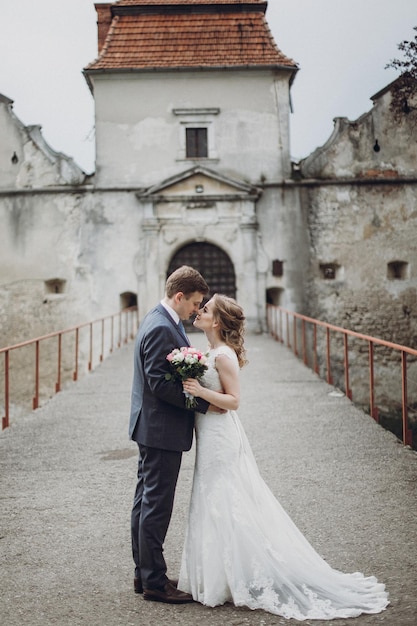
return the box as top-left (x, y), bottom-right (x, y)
top-left (165, 265), bottom-right (209, 298)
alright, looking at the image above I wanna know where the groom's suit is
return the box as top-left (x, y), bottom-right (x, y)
top-left (129, 303), bottom-right (210, 590)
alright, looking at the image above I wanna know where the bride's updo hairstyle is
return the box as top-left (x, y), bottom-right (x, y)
top-left (212, 294), bottom-right (248, 368)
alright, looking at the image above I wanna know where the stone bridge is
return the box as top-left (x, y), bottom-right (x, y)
top-left (1, 333), bottom-right (416, 625)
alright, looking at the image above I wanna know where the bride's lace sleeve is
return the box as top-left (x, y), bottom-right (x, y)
top-left (214, 345), bottom-right (238, 367)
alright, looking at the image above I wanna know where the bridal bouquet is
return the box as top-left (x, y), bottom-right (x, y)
top-left (165, 347), bottom-right (208, 408)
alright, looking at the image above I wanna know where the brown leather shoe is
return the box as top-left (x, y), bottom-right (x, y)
top-left (134, 577), bottom-right (178, 594)
top-left (143, 581), bottom-right (193, 604)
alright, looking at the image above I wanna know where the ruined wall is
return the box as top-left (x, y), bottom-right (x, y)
top-left (304, 182), bottom-right (417, 344)
top-left (299, 80), bottom-right (417, 420)
top-left (300, 81), bottom-right (417, 345)
top-left (0, 189), bottom-right (142, 345)
top-left (0, 94), bottom-right (141, 345)
top-left (0, 94), bottom-right (86, 189)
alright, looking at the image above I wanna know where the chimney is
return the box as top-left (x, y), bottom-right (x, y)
top-left (95, 3), bottom-right (113, 54)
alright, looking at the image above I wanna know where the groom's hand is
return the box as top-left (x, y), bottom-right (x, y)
top-left (208, 404), bottom-right (226, 414)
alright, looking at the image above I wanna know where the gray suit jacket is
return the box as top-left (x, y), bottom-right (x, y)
top-left (128, 303), bottom-right (210, 451)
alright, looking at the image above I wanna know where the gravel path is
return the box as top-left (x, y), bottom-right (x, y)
top-left (1, 333), bottom-right (416, 626)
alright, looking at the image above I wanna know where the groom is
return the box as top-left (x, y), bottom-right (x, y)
top-left (129, 265), bottom-right (213, 604)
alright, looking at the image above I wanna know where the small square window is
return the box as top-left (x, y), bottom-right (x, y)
top-left (186, 128), bottom-right (208, 158)
top-left (320, 263), bottom-right (340, 280)
top-left (45, 278), bottom-right (66, 294)
top-left (387, 261), bottom-right (408, 280)
top-left (272, 260), bottom-right (284, 277)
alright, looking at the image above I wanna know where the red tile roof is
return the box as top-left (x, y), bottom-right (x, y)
top-left (114, 1), bottom-right (266, 5)
top-left (86, 1), bottom-right (296, 73)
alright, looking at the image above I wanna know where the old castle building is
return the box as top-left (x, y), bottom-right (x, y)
top-left (1, 0), bottom-right (416, 359)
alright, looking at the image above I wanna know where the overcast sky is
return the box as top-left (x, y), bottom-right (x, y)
top-left (1, 1), bottom-right (415, 174)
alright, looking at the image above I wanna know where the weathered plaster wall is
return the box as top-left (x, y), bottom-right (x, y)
top-left (300, 84), bottom-right (417, 347)
top-left (92, 69), bottom-right (292, 188)
top-left (0, 190), bottom-right (143, 344)
top-left (302, 87), bottom-right (417, 181)
top-left (305, 183), bottom-right (417, 341)
top-left (298, 82), bottom-right (417, 413)
top-left (258, 185), bottom-right (310, 313)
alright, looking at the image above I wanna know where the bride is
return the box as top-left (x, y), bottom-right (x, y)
top-left (178, 294), bottom-right (389, 620)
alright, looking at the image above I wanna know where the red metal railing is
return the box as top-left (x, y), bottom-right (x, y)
top-left (1, 307), bottom-right (139, 430)
top-left (267, 304), bottom-right (417, 446)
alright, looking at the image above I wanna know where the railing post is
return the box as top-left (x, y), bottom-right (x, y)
top-left (368, 340), bottom-right (378, 422)
top-left (100, 319), bottom-right (104, 363)
top-left (302, 319), bottom-right (307, 366)
top-left (270, 305), bottom-right (277, 341)
top-left (401, 351), bottom-right (413, 446)
top-left (33, 340), bottom-right (40, 410)
top-left (2, 350), bottom-right (10, 429)
top-left (313, 324), bottom-right (319, 374)
top-left (110, 315), bottom-right (114, 353)
top-left (130, 309), bottom-right (135, 340)
top-left (56, 333), bottom-right (62, 393)
top-left (88, 322), bottom-right (93, 371)
top-left (286, 311), bottom-right (290, 348)
top-left (269, 305), bottom-right (272, 337)
top-left (124, 309), bottom-right (128, 344)
top-left (326, 327), bottom-right (333, 385)
top-left (343, 333), bottom-right (352, 400)
top-left (293, 316), bottom-right (298, 357)
top-left (73, 327), bottom-right (79, 381)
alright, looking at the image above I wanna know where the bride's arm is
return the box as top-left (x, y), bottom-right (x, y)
top-left (183, 354), bottom-right (240, 411)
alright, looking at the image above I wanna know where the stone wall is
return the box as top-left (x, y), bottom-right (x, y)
top-left (298, 78), bottom-right (417, 426)
top-left (0, 94), bottom-right (85, 189)
top-left (300, 79), bottom-right (417, 348)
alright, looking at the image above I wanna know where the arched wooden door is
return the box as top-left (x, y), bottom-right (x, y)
top-left (167, 242), bottom-right (236, 304)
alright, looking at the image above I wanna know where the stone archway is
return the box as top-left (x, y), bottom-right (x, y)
top-left (167, 242), bottom-right (236, 300)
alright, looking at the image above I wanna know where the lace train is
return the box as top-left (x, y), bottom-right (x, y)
top-left (178, 346), bottom-right (389, 620)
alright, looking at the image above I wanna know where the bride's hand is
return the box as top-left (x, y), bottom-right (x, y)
top-left (183, 378), bottom-right (202, 396)
top-left (184, 379), bottom-right (228, 414)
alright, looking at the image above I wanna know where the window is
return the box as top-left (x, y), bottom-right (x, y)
top-left (319, 263), bottom-right (341, 280)
top-left (45, 278), bottom-right (66, 294)
top-left (272, 259), bottom-right (284, 277)
top-left (120, 292), bottom-right (137, 309)
top-left (186, 128), bottom-right (208, 158)
top-left (387, 261), bottom-right (408, 280)
top-left (173, 108), bottom-right (219, 161)
top-left (266, 287), bottom-right (284, 306)
top-left (43, 278), bottom-right (66, 303)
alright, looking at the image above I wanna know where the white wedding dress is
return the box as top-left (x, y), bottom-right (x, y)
top-left (178, 346), bottom-right (389, 620)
